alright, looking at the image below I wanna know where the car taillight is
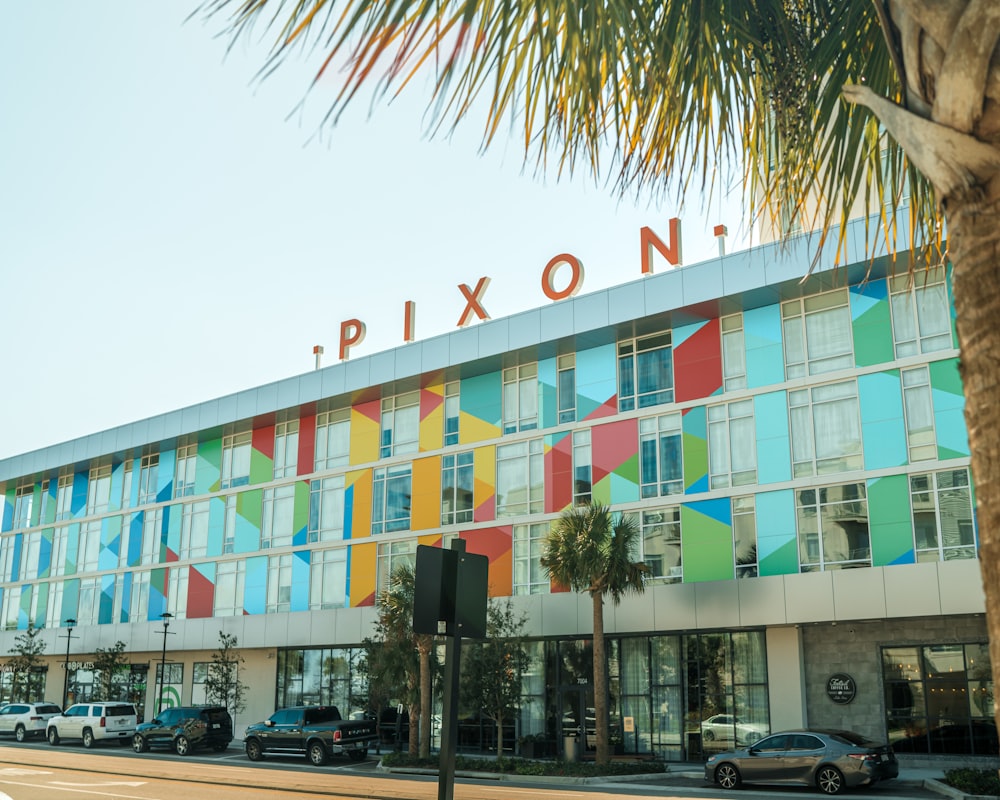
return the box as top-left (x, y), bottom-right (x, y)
top-left (100, 717), bottom-right (106, 728)
top-left (847, 753), bottom-right (877, 762)
top-left (333, 730), bottom-right (342, 742)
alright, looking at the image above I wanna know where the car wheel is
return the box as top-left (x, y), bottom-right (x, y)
top-left (817, 765), bottom-right (846, 795)
top-left (82, 728), bottom-right (95, 749)
top-left (133, 734), bottom-right (148, 753)
top-left (212, 743), bottom-right (228, 752)
top-left (174, 735), bottom-right (191, 756)
top-left (14, 725), bottom-right (26, 743)
top-left (347, 748), bottom-right (367, 762)
top-left (703, 729), bottom-right (715, 741)
top-left (47, 727), bottom-right (60, 746)
top-left (715, 763), bottom-right (742, 790)
top-left (308, 741), bottom-right (327, 766)
top-left (245, 739), bottom-right (264, 761)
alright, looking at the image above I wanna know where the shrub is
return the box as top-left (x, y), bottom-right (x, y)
top-left (379, 752), bottom-right (665, 777)
top-left (943, 768), bottom-right (1000, 796)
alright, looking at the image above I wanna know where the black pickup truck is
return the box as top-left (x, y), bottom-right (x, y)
top-left (243, 706), bottom-right (377, 765)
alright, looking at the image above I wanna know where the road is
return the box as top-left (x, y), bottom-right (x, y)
top-left (0, 739), bottom-right (948, 800)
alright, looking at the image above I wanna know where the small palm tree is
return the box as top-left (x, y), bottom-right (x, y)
top-left (541, 503), bottom-right (646, 765)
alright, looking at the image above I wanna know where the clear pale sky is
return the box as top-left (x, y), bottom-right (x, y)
top-left (0, 2), bottom-right (747, 461)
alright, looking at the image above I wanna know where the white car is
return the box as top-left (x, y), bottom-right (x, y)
top-left (46, 703), bottom-right (138, 748)
top-left (0, 702), bottom-right (63, 742)
top-left (701, 714), bottom-right (767, 746)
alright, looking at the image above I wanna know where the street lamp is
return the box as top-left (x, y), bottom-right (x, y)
top-left (60, 619), bottom-right (77, 710)
top-left (157, 613), bottom-right (174, 715)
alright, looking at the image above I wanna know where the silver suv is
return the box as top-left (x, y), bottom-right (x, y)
top-left (0, 702), bottom-right (62, 742)
top-left (46, 703), bottom-right (138, 748)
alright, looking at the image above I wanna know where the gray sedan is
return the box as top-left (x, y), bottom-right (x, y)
top-left (704, 729), bottom-right (899, 794)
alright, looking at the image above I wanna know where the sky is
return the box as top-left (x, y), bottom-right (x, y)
top-left (0, 2), bottom-right (748, 462)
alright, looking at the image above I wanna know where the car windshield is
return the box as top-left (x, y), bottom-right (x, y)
top-left (37, 705), bottom-right (61, 714)
top-left (105, 705), bottom-right (135, 717)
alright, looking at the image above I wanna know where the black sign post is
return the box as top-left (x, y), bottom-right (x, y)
top-left (414, 541), bottom-right (488, 800)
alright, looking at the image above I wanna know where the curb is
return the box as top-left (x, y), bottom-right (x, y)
top-left (924, 778), bottom-right (1000, 800)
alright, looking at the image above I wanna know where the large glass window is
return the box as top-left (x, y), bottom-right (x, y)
top-left (376, 540), bottom-right (415, 596)
top-left (221, 430), bottom-right (252, 489)
top-left (310, 549), bottom-right (347, 610)
top-left (789, 380), bottom-right (862, 477)
top-left (179, 500), bottom-right (210, 560)
top-left (174, 444), bottom-right (197, 498)
top-left (20, 531), bottom-right (41, 581)
top-left (267, 554), bottom-right (293, 613)
top-left (129, 571), bottom-right (151, 622)
top-left (167, 565), bottom-right (188, 619)
top-left (641, 507), bottom-right (682, 582)
top-left (618, 332), bottom-right (674, 412)
top-left (45, 581), bottom-right (66, 629)
top-left (76, 577), bottom-right (101, 626)
top-left (503, 363), bottom-right (539, 434)
top-left (78, 521), bottom-right (100, 573)
top-left (50, 527), bottom-right (68, 577)
top-left (262, 485), bottom-right (296, 548)
top-left (557, 354), bottom-right (576, 424)
top-left (796, 483), bottom-right (870, 571)
top-left (308, 476), bottom-right (345, 543)
top-left (902, 366), bottom-right (936, 462)
top-left (381, 391), bottom-right (419, 458)
top-left (141, 508), bottom-right (163, 565)
top-left (137, 453), bottom-right (159, 505)
top-left (274, 420), bottom-right (299, 479)
top-left (573, 429), bottom-right (592, 506)
top-left (721, 314), bottom-right (747, 391)
top-left (87, 464), bottom-right (113, 515)
top-left (55, 473), bottom-right (73, 522)
top-left (496, 439), bottom-right (544, 517)
top-left (214, 560), bottom-right (245, 617)
top-left (708, 400), bottom-right (756, 489)
top-left (890, 266), bottom-right (953, 358)
top-left (444, 381), bottom-right (460, 446)
top-left (639, 412), bottom-right (683, 499)
top-left (733, 496), bottom-right (758, 578)
top-left (315, 408), bottom-right (350, 471)
top-left (441, 452), bottom-right (474, 526)
top-left (513, 523), bottom-right (548, 595)
top-left (371, 465), bottom-right (412, 534)
top-left (782, 289), bottom-right (853, 378)
top-left (911, 469), bottom-right (977, 562)
top-left (12, 483), bottom-right (33, 530)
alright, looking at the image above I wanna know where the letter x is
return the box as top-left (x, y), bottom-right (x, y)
top-left (457, 277), bottom-right (491, 327)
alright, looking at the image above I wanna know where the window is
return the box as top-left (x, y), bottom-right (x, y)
top-left (167, 566), bottom-right (188, 619)
top-left (733, 496), bottom-right (758, 578)
top-left (308, 476), bottom-right (345, 543)
top-left (262, 485), bottom-right (296, 549)
top-left (376, 540), bottom-right (415, 597)
top-left (87, 464), bottom-right (113, 515)
top-left (0, 538), bottom-right (14, 583)
top-left (138, 453), bottom-right (159, 505)
top-left (78, 521), bottom-right (100, 573)
top-left (50, 527), bottom-right (69, 577)
top-left (380, 391), bottom-right (419, 458)
top-left (13, 483), bottom-right (33, 530)
top-left (141, 508), bottom-right (163, 565)
top-left (573, 430), bottom-right (592, 505)
top-left (371, 464), bottom-right (412, 534)
top-left (56, 473), bottom-right (73, 522)
top-left (708, 400), bottom-right (756, 489)
top-left (782, 289), bottom-right (853, 378)
top-left (441, 452), bottom-right (474, 525)
top-left (902, 366), bottom-right (936, 462)
top-left (223, 496), bottom-right (237, 555)
top-left (266, 554), bottom-right (293, 613)
top-left (179, 501), bottom-right (210, 560)
top-left (890, 266), bottom-right (953, 357)
top-left (721, 314), bottom-right (747, 391)
top-left (789, 380), bottom-right (863, 477)
top-left (315, 408), bottom-right (350, 471)
top-left (513, 523), bottom-right (548, 595)
top-left (120, 462), bottom-right (133, 510)
top-left (496, 439), bottom-right (544, 517)
top-left (639, 412), bottom-right (683, 499)
top-left (0, 586), bottom-right (20, 630)
top-left (274, 420), bottom-right (299, 479)
top-left (214, 560), bottom-right (246, 617)
top-left (76, 577), bottom-right (101, 626)
top-left (911, 469), bottom-right (977, 562)
top-left (20, 531), bottom-right (41, 581)
top-left (45, 581), bottom-right (65, 628)
top-left (310, 549), bottom-right (347, 610)
top-left (618, 332), bottom-right (674, 411)
top-left (503, 363), bottom-right (539, 434)
top-left (557, 354), bottom-right (576, 424)
top-left (796, 483), bottom-right (870, 571)
top-left (221, 430), bottom-right (252, 489)
top-left (641, 507), bottom-right (682, 582)
top-left (444, 381), bottom-right (460, 446)
top-left (130, 571), bottom-right (151, 622)
top-left (174, 444), bottom-right (197, 498)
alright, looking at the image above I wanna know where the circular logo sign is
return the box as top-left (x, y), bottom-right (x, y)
top-left (826, 673), bottom-right (857, 704)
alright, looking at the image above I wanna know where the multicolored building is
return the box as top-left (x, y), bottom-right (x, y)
top-left (0, 216), bottom-right (990, 761)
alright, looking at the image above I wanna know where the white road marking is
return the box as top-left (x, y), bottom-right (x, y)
top-left (0, 778), bottom-right (153, 799)
top-left (51, 781), bottom-right (146, 787)
top-left (0, 768), bottom-right (52, 775)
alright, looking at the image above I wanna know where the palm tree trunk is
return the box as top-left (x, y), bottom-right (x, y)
top-left (408, 700), bottom-right (419, 757)
top-left (592, 591), bottom-right (609, 766)
top-left (419, 645), bottom-right (431, 758)
top-left (947, 195), bottom-right (1000, 751)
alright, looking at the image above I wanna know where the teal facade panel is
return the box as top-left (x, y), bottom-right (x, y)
top-left (859, 370), bottom-right (907, 470)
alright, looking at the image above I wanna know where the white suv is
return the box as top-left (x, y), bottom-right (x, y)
top-left (0, 702), bottom-right (63, 742)
top-left (46, 703), bottom-right (138, 748)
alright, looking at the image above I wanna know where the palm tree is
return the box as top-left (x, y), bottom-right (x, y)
top-left (201, 0), bottom-right (1000, 747)
top-left (541, 503), bottom-right (646, 765)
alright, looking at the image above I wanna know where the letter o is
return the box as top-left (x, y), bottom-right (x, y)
top-left (541, 254), bottom-right (585, 301)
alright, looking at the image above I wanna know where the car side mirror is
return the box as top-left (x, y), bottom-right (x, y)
top-left (265, 720), bottom-right (274, 727)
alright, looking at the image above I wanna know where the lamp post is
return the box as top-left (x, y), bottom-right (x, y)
top-left (60, 619), bottom-right (77, 710)
top-left (157, 613), bottom-right (173, 715)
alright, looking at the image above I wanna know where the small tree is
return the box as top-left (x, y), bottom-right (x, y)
top-left (461, 599), bottom-right (530, 757)
top-left (203, 632), bottom-right (248, 718)
top-left (92, 641), bottom-right (129, 701)
top-left (8, 625), bottom-right (46, 703)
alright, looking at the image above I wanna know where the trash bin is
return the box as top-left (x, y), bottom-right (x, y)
top-left (563, 735), bottom-right (579, 762)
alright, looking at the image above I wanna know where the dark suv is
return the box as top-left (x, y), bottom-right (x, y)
top-left (132, 706), bottom-right (233, 755)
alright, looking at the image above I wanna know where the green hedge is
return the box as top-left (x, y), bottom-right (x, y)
top-left (943, 768), bottom-right (1000, 796)
top-left (380, 753), bottom-right (666, 777)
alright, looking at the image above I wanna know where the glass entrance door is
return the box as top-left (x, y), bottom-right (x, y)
top-left (558, 685), bottom-right (595, 757)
